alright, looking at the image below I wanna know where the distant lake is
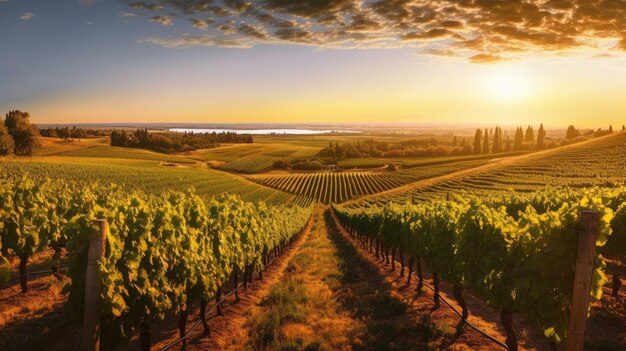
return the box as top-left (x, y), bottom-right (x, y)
top-left (168, 128), bottom-right (360, 135)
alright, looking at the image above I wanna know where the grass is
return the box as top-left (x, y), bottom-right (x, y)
top-left (55, 145), bottom-right (197, 164)
top-left (235, 209), bottom-right (442, 351)
top-left (34, 137), bottom-right (108, 156)
top-left (191, 143), bottom-right (321, 173)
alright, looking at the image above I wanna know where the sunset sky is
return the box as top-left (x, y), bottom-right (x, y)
top-left (1, 0), bottom-right (625, 128)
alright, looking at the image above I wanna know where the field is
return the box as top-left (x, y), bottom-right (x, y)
top-left (248, 159), bottom-right (491, 203)
top-left (1, 131), bottom-right (625, 351)
top-left (190, 143), bottom-right (320, 173)
top-left (354, 132), bottom-right (626, 206)
top-left (0, 152), bottom-right (296, 206)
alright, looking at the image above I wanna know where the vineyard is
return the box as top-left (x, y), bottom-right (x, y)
top-left (0, 156), bottom-right (296, 205)
top-left (0, 175), bottom-right (313, 350)
top-left (0, 132), bottom-right (624, 351)
top-left (334, 186), bottom-right (626, 350)
top-left (248, 159), bottom-right (490, 203)
top-left (355, 132), bottom-right (626, 206)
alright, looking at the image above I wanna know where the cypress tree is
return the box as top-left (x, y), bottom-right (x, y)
top-left (483, 128), bottom-right (490, 154)
top-left (492, 127), bottom-right (502, 153)
top-left (514, 127), bottom-right (524, 151)
top-left (473, 129), bottom-right (482, 154)
top-left (537, 123), bottom-right (546, 149)
top-left (525, 125), bottom-right (534, 143)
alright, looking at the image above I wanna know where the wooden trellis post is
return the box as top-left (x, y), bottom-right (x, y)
top-left (83, 219), bottom-right (107, 351)
top-left (566, 210), bottom-right (600, 351)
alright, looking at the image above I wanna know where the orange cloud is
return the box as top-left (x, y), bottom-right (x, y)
top-left (129, 0), bottom-right (626, 62)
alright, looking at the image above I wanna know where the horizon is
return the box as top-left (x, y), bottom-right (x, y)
top-left (1, 0), bottom-right (625, 128)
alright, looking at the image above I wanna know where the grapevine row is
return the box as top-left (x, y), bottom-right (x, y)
top-left (333, 186), bottom-right (625, 350)
top-left (0, 175), bottom-right (313, 349)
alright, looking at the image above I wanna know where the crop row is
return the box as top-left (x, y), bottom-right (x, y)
top-left (356, 132), bottom-right (626, 206)
top-left (248, 159), bottom-right (490, 204)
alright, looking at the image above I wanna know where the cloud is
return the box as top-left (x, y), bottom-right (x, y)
top-left (20, 12), bottom-right (34, 20)
top-left (130, 1), bottom-right (164, 11)
top-left (120, 11), bottom-right (137, 17)
top-left (129, 0), bottom-right (626, 62)
top-left (151, 15), bottom-right (173, 26)
top-left (469, 54), bottom-right (503, 64)
top-left (191, 18), bottom-right (213, 30)
top-left (141, 34), bottom-right (252, 48)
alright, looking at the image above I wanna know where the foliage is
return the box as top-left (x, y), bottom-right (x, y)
top-left (111, 128), bottom-right (253, 153)
top-left (0, 175), bottom-right (313, 345)
top-left (334, 186), bottom-right (625, 344)
top-left (4, 110), bottom-right (40, 156)
top-left (40, 126), bottom-right (109, 139)
top-left (0, 119), bottom-right (15, 156)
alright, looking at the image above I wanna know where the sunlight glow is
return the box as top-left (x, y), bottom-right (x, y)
top-left (482, 66), bottom-right (532, 103)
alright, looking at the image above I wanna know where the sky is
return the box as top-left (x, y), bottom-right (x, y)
top-left (1, 0), bottom-right (626, 128)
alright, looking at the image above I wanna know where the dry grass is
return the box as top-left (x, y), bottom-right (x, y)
top-left (231, 208), bottom-right (443, 351)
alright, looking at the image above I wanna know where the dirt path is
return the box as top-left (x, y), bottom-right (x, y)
top-left (329, 209), bottom-right (550, 351)
top-left (222, 208), bottom-right (494, 351)
top-left (139, 213), bottom-right (315, 351)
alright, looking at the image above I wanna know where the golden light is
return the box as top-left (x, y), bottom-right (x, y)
top-left (482, 65), bottom-right (532, 103)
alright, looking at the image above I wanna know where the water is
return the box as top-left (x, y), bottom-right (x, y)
top-left (168, 128), bottom-right (359, 135)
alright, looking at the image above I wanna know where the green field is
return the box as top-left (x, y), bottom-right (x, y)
top-left (54, 145), bottom-right (197, 164)
top-left (190, 143), bottom-right (321, 173)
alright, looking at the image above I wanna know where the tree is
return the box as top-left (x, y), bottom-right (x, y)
top-left (537, 123), bottom-right (546, 149)
top-left (4, 110), bottom-right (40, 156)
top-left (0, 119), bottom-right (15, 156)
top-left (609, 125), bottom-right (613, 133)
top-left (452, 136), bottom-right (458, 147)
top-left (483, 128), bottom-right (490, 154)
top-left (473, 129), bottom-right (482, 154)
top-left (492, 127), bottom-right (502, 153)
top-left (565, 125), bottom-right (580, 140)
top-left (513, 127), bottom-right (524, 151)
top-left (525, 125), bottom-right (534, 143)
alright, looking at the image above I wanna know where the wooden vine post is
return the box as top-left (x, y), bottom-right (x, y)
top-left (565, 210), bottom-right (600, 351)
top-left (83, 219), bottom-right (108, 351)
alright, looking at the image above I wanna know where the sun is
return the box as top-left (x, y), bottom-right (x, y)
top-left (482, 66), bottom-right (531, 103)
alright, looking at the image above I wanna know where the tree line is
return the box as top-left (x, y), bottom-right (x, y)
top-left (110, 128), bottom-right (253, 153)
top-left (0, 110), bottom-right (41, 156)
top-left (319, 138), bottom-right (475, 161)
top-left (40, 126), bottom-right (109, 139)
top-left (472, 124), bottom-right (548, 154)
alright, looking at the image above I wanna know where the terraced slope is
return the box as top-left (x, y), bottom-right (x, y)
top-left (355, 132), bottom-right (626, 206)
top-left (248, 159), bottom-right (491, 203)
